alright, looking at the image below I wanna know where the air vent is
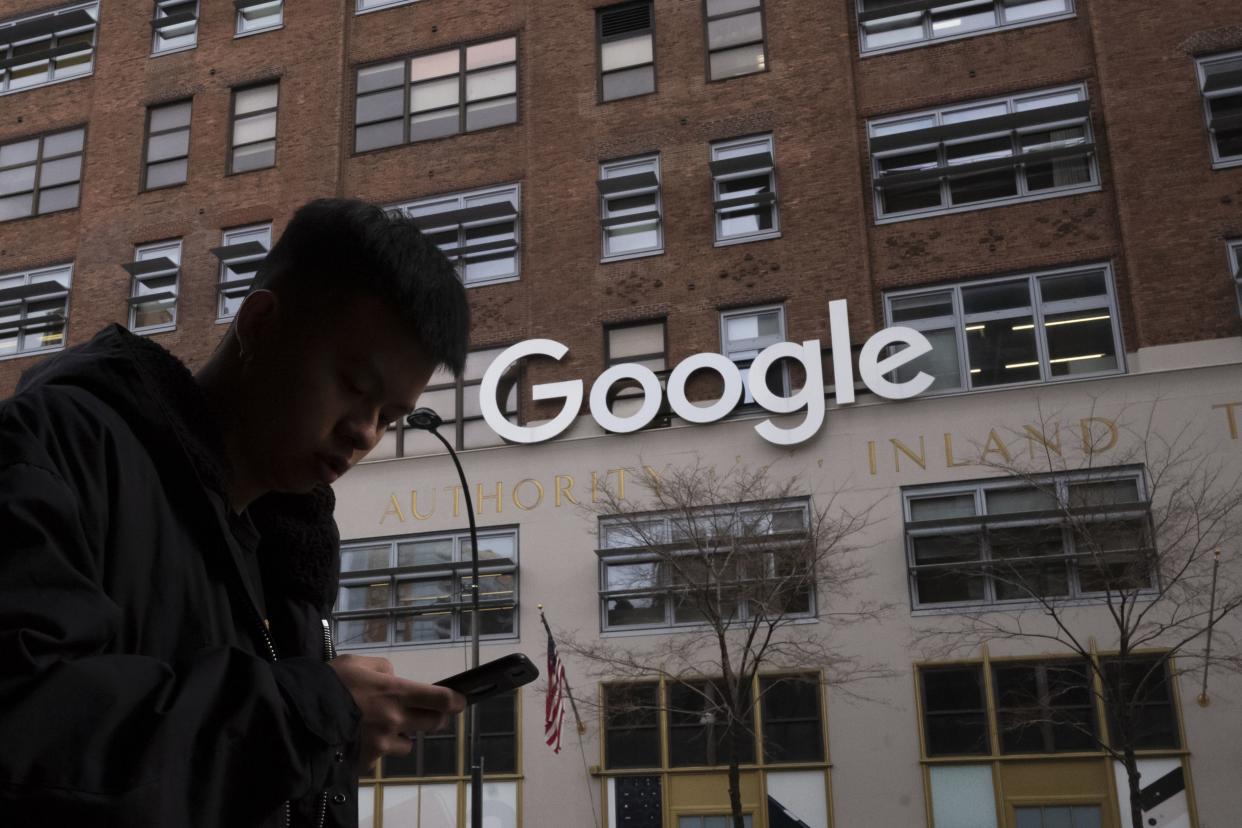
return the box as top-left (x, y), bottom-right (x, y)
top-left (600, 2), bottom-right (651, 38)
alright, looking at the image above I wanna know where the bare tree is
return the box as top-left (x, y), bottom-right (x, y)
top-left (913, 402), bottom-right (1242, 828)
top-left (558, 458), bottom-right (888, 828)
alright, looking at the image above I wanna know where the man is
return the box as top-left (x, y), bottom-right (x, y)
top-left (0, 199), bottom-right (469, 826)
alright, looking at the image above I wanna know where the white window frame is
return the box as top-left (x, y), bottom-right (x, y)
top-left (902, 467), bottom-right (1155, 612)
top-left (214, 223), bottom-right (271, 322)
top-left (0, 2), bottom-right (98, 96)
top-left (599, 154), bottom-right (663, 262)
top-left (857, 0), bottom-right (1076, 57)
top-left (356, 0), bottom-right (418, 14)
top-left (127, 239), bottom-right (181, 334)
top-left (711, 134), bottom-right (779, 246)
top-left (597, 500), bottom-right (813, 633)
top-left (883, 262), bottom-right (1125, 396)
top-left (235, 0), bottom-right (283, 37)
top-left (0, 126), bottom-right (86, 223)
top-left (868, 84), bottom-right (1098, 223)
top-left (392, 183), bottom-right (522, 287)
top-left (721, 304), bottom-right (787, 404)
top-left (335, 528), bottom-right (519, 650)
top-left (1229, 240), bottom-right (1242, 317)
top-left (1195, 50), bottom-right (1242, 169)
top-left (151, 0), bottom-right (199, 56)
top-left (0, 263), bottom-right (72, 360)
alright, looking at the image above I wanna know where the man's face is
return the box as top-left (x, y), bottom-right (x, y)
top-left (244, 292), bottom-right (438, 494)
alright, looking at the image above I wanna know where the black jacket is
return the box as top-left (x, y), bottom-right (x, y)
top-left (0, 325), bottom-right (361, 827)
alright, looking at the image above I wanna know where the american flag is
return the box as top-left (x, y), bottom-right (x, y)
top-left (544, 629), bottom-right (567, 753)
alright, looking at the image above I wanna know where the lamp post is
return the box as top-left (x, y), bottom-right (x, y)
top-left (405, 407), bottom-right (483, 828)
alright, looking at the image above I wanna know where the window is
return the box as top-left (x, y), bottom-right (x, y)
top-left (884, 264), bottom-right (1123, 394)
top-left (356, 0), bottom-right (415, 13)
top-left (903, 468), bottom-right (1153, 609)
top-left (868, 85), bottom-right (1097, 221)
top-left (0, 127), bottom-right (84, 222)
top-left (604, 319), bottom-right (669, 425)
top-left (409, 345), bottom-right (519, 453)
top-left (1014, 805), bottom-right (1102, 828)
top-left (721, 305), bottom-right (787, 404)
top-left (711, 135), bottom-right (778, 244)
top-left (602, 673), bottom-right (823, 771)
top-left (334, 529), bottom-right (518, 649)
top-left (123, 240), bottom-right (181, 333)
top-left (1195, 51), bottom-right (1242, 167)
top-left (599, 155), bottom-right (662, 260)
top-left (704, 0), bottom-right (766, 80)
top-left (367, 691), bottom-right (519, 828)
top-left (1230, 240), bottom-right (1242, 314)
top-left (857, 0), bottom-right (1074, 54)
top-left (919, 656), bottom-right (1180, 760)
top-left (143, 100), bottom-right (191, 190)
top-left (354, 36), bottom-right (518, 153)
top-left (151, 0), bottom-right (198, 55)
top-left (235, 0), bottom-right (283, 36)
top-left (393, 183), bottom-right (521, 286)
top-left (229, 82), bottom-right (278, 173)
top-left (0, 263), bottom-right (71, 358)
top-left (0, 2), bottom-right (97, 95)
top-left (993, 660), bottom-right (1096, 753)
top-left (597, 500), bottom-right (810, 631)
top-left (598, 2), bottom-right (655, 102)
top-left (212, 223), bottom-right (271, 320)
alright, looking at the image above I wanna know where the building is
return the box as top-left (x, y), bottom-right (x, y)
top-left (2, 0), bottom-right (1241, 826)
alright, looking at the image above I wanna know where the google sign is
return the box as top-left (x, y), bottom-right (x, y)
top-left (481, 300), bottom-right (936, 447)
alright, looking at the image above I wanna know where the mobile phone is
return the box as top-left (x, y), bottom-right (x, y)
top-left (434, 653), bottom-right (540, 705)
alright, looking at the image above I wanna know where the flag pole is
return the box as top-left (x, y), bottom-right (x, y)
top-left (539, 605), bottom-right (587, 734)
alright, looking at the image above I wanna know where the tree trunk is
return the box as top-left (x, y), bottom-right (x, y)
top-left (727, 722), bottom-right (746, 828)
top-left (1122, 745), bottom-right (1144, 828)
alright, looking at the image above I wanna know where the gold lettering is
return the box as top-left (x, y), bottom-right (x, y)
top-left (1212, 402), bottom-right (1242, 440)
top-left (410, 489), bottom-right (435, 521)
top-left (943, 433), bottom-right (970, 467)
top-left (642, 465), bottom-right (663, 496)
top-left (476, 481), bottom-right (504, 515)
top-left (380, 494), bottom-right (405, 524)
top-left (1024, 424), bottom-right (1062, 459)
top-left (445, 485), bottom-right (462, 518)
top-left (981, 429), bottom-right (1013, 463)
top-left (591, 471), bottom-right (604, 503)
top-left (891, 436), bottom-right (926, 471)
top-left (555, 475), bottom-right (578, 507)
top-left (610, 468), bottom-right (627, 500)
top-left (868, 441), bottom-right (877, 476)
top-left (1079, 417), bottom-right (1118, 455)
top-left (513, 478), bottom-right (545, 511)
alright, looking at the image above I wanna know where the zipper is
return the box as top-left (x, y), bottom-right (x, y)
top-left (315, 619), bottom-right (337, 828)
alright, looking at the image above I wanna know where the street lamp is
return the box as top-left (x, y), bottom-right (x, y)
top-left (404, 407), bottom-right (484, 828)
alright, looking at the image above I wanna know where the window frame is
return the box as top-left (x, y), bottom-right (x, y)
top-left (213, 222), bottom-right (272, 322)
top-left (599, 153), bottom-right (663, 262)
top-left (1195, 50), bottom-right (1242, 169)
top-left (390, 183), bottom-right (522, 287)
top-left (372, 690), bottom-right (519, 783)
top-left (0, 262), bottom-right (73, 360)
top-left (597, 0), bottom-right (657, 104)
top-left (702, 0), bottom-right (768, 82)
top-left (125, 238), bottom-right (181, 334)
top-left (234, 0), bottom-right (283, 37)
top-left (902, 467), bottom-right (1155, 612)
top-left (352, 34), bottom-right (520, 154)
top-left (597, 498), bottom-right (813, 634)
top-left (334, 527), bottom-right (520, 651)
top-left (856, 0), bottom-right (1076, 57)
top-left (992, 659), bottom-right (1097, 754)
top-left (0, 125), bottom-right (86, 223)
top-left (401, 343), bottom-right (521, 454)
top-left (710, 133), bottom-right (780, 246)
top-left (0, 2), bottom-right (99, 96)
top-left (867, 83), bottom-right (1098, 223)
top-left (355, 0), bottom-right (418, 14)
top-left (227, 80), bottom-right (279, 175)
top-left (150, 0), bottom-right (199, 56)
top-left (1229, 239), bottom-right (1242, 317)
top-left (883, 262), bottom-right (1126, 396)
top-left (141, 99), bottom-right (192, 192)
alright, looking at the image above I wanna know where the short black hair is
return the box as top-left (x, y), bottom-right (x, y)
top-left (251, 198), bottom-right (470, 374)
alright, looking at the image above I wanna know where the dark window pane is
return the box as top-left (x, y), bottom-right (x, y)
top-left (760, 676), bottom-right (823, 763)
top-left (949, 168), bottom-right (1018, 204)
top-left (1104, 659), bottom-right (1179, 749)
top-left (608, 595), bottom-right (665, 627)
top-left (926, 712), bottom-right (990, 755)
top-left (602, 65), bottom-right (654, 101)
top-left (1026, 154), bottom-right (1092, 191)
top-left (1044, 311), bottom-right (1117, 377)
top-left (604, 683), bottom-right (660, 769)
top-left (966, 317), bottom-right (1040, 387)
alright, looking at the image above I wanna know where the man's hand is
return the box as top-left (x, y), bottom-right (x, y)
top-left (328, 654), bottom-right (466, 771)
